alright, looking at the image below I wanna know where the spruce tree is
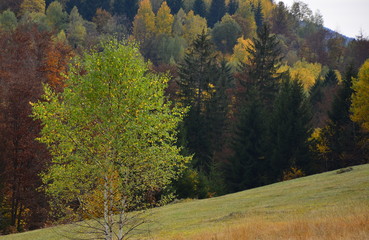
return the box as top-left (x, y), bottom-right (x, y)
top-left (240, 23), bottom-right (284, 106)
top-left (208, 0), bottom-right (226, 28)
top-left (193, 0), bottom-right (207, 18)
top-left (253, 0), bottom-right (263, 30)
top-left (226, 89), bottom-right (268, 192)
top-left (268, 78), bottom-right (312, 180)
top-left (178, 31), bottom-right (219, 172)
top-left (227, 0), bottom-right (238, 15)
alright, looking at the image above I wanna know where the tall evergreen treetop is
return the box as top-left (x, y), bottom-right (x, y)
top-left (242, 23), bottom-right (284, 105)
top-left (177, 31), bottom-right (220, 172)
top-left (253, 0), bottom-right (264, 30)
top-left (193, 0), bottom-right (207, 18)
top-left (227, 0), bottom-right (238, 15)
top-left (208, 0), bottom-right (226, 28)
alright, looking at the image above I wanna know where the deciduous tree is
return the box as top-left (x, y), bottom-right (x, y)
top-left (155, 1), bottom-right (174, 35)
top-left (133, 0), bottom-right (156, 42)
top-left (32, 39), bottom-right (189, 240)
top-left (0, 24), bottom-right (51, 233)
top-left (211, 14), bottom-right (241, 53)
top-left (351, 59), bottom-right (369, 132)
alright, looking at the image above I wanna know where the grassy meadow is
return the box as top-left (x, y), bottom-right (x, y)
top-left (2, 164), bottom-right (369, 240)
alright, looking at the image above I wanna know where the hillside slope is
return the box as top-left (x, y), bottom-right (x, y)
top-left (2, 164), bottom-right (369, 240)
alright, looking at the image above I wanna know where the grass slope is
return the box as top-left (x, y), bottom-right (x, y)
top-left (2, 164), bottom-right (369, 240)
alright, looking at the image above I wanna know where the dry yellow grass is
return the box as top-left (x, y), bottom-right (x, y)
top-left (174, 205), bottom-right (369, 240)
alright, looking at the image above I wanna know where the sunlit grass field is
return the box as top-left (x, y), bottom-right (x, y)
top-left (2, 164), bottom-right (369, 240)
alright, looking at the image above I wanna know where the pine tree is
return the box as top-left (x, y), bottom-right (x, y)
top-left (268, 78), bottom-right (312, 180)
top-left (208, 0), bottom-right (226, 28)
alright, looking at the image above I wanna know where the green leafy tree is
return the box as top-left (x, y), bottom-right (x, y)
top-left (172, 8), bottom-right (186, 36)
top-left (67, 6), bottom-right (86, 48)
top-left (182, 10), bottom-right (208, 43)
top-left (31, 39), bottom-right (189, 240)
top-left (233, 4), bottom-right (256, 39)
top-left (45, 1), bottom-right (67, 32)
top-left (208, 0), bottom-right (226, 27)
top-left (211, 14), bottom-right (241, 53)
top-left (0, 9), bottom-right (17, 32)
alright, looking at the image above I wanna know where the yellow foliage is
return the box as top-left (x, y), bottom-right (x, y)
top-left (309, 128), bottom-right (329, 155)
top-left (133, 0), bottom-right (156, 41)
top-left (351, 59), bottom-right (369, 132)
top-left (230, 37), bottom-right (253, 66)
top-left (156, 1), bottom-right (174, 35)
top-left (79, 171), bottom-right (123, 219)
top-left (335, 70), bottom-right (342, 83)
top-left (282, 167), bottom-right (305, 181)
top-left (288, 60), bottom-right (322, 90)
top-left (20, 0), bottom-right (46, 15)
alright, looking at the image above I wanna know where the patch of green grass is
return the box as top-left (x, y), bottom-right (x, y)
top-left (2, 164), bottom-right (369, 240)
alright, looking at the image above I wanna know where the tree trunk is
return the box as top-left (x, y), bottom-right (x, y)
top-left (103, 176), bottom-right (112, 240)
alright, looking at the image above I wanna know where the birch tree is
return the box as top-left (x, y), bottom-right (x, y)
top-left (32, 39), bottom-right (189, 240)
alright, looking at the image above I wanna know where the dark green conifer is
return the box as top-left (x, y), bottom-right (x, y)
top-left (178, 31), bottom-right (219, 172)
top-left (227, 0), bottom-right (238, 15)
top-left (208, 0), bottom-right (226, 27)
top-left (241, 23), bottom-right (284, 106)
top-left (268, 77), bottom-right (312, 180)
top-left (193, 0), bottom-right (207, 18)
top-left (225, 89), bottom-right (268, 191)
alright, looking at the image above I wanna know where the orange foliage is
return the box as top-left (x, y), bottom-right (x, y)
top-left (41, 41), bottom-right (74, 91)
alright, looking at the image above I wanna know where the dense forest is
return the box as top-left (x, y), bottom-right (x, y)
top-left (1, 0), bottom-right (369, 236)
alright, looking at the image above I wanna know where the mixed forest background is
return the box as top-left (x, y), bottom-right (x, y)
top-left (1, 0), bottom-right (369, 235)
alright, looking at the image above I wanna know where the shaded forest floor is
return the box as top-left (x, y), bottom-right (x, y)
top-left (2, 164), bottom-right (369, 240)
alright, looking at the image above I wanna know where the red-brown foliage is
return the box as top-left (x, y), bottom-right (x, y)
top-left (0, 24), bottom-right (71, 233)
